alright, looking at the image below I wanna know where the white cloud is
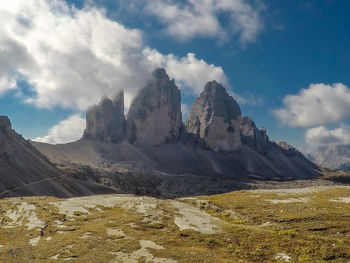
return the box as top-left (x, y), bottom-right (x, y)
top-left (275, 83), bottom-right (350, 127)
top-left (33, 114), bottom-right (85, 144)
top-left (144, 0), bottom-right (263, 44)
top-left (0, 38), bottom-right (34, 95)
top-left (0, 0), bottom-right (231, 111)
top-left (305, 125), bottom-right (350, 147)
top-left (181, 103), bottom-right (189, 120)
top-left (143, 48), bottom-right (228, 95)
top-left (0, 0), bottom-right (148, 110)
top-left (0, 77), bottom-right (17, 95)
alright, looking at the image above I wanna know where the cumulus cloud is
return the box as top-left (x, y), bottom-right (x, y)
top-left (0, 0), bottom-right (231, 111)
top-left (275, 83), bottom-right (350, 127)
top-left (305, 125), bottom-right (350, 147)
top-left (0, 39), bottom-right (34, 95)
top-left (0, 0), bottom-right (148, 110)
top-left (0, 77), bottom-right (17, 95)
top-left (33, 114), bottom-right (85, 144)
top-left (144, 0), bottom-right (263, 44)
top-left (143, 48), bottom-right (228, 95)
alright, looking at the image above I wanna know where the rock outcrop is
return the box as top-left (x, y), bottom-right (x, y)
top-left (240, 116), bottom-right (269, 154)
top-left (126, 68), bottom-right (182, 145)
top-left (0, 116), bottom-right (11, 133)
top-left (83, 91), bottom-right (125, 143)
top-left (185, 81), bottom-right (242, 152)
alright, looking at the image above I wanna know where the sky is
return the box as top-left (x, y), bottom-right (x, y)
top-left (1, 0), bottom-right (350, 152)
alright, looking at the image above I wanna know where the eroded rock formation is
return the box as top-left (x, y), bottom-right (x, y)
top-left (83, 91), bottom-right (125, 143)
top-left (185, 81), bottom-right (242, 151)
top-left (126, 68), bottom-right (182, 145)
top-left (240, 116), bottom-right (269, 154)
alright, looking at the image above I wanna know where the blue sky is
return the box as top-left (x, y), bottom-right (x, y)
top-left (1, 0), bottom-right (350, 150)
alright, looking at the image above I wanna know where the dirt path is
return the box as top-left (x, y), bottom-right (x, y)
top-left (0, 175), bottom-right (66, 197)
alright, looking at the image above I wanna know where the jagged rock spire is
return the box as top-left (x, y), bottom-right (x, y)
top-left (83, 91), bottom-right (125, 143)
top-left (185, 81), bottom-right (242, 151)
top-left (240, 116), bottom-right (269, 154)
top-left (126, 68), bottom-right (182, 145)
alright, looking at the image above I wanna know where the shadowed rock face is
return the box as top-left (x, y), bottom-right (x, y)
top-left (240, 116), bottom-right (269, 154)
top-left (126, 68), bottom-right (182, 145)
top-left (185, 81), bottom-right (242, 152)
top-left (0, 115), bottom-right (124, 198)
top-left (83, 91), bottom-right (125, 143)
top-left (0, 116), bottom-right (11, 132)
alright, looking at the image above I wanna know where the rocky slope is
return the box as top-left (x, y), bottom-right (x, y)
top-left (0, 116), bottom-right (120, 198)
top-left (310, 144), bottom-right (350, 170)
top-left (31, 68), bottom-right (319, 197)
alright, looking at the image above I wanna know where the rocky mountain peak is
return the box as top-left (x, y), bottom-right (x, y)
top-left (203, 80), bottom-right (223, 94)
top-left (309, 144), bottom-right (350, 170)
top-left (185, 81), bottom-right (242, 151)
top-left (203, 81), bottom-right (242, 121)
top-left (152, 67), bottom-right (168, 79)
top-left (83, 91), bottom-right (125, 143)
top-left (126, 68), bottom-right (182, 145)
top-left (240, 116), bottom-right (269, 154)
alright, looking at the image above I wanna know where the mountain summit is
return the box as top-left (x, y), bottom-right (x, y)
top-left (83, 91), bottom-right (125, 143)
top-left (185, 81), bottom-right (242, 151)
top-left (310, 144), bottom-right (350, 170)
top-left (31, 68), bottom-right (320, 197)
top-left (126, 68), bottom-right (182, 145)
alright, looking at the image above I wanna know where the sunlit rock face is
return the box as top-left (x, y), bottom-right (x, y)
top-left (126, 68), bottom-right (182, 145)
top-left (83, 91), bottom-right (125, 143)
top-left (185, 81), bottom-right (242, 152)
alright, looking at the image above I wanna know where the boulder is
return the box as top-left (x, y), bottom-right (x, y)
top-left (126, 68), bottom-right (182, 145)
top-left (185, 81), bottom-right (242, 151)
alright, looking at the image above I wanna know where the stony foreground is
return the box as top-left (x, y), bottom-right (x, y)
top-left (0, 186), bottom-right (349, 262)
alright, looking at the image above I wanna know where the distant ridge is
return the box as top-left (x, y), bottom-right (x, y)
top-left (310, 144), bottom-right (350, 170)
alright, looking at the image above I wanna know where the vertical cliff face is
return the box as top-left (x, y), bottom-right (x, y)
top-left (240, 116), bottom-right (269, 154)
top-left (185, 81), bottom-right (242, 152)
top-left (83, 91), bottom-right (125, 143)
top-left (0, 116), bottom-right (11, 131)
top-left (126, 68), bottom-right (182, 145)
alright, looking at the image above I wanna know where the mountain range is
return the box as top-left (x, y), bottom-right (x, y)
top-left (1, 68), bottom-right (319, 198)
top-left (309, 144), bottom-right (350, 170)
